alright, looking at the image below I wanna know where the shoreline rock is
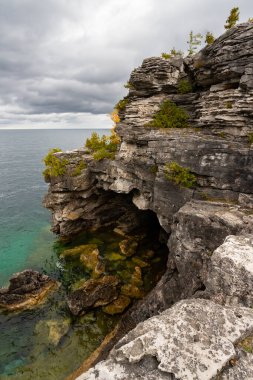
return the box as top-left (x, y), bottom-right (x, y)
top-left (0, 270), bottom-right (58, 312)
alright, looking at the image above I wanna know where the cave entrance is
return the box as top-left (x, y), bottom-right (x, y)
top-left (55, 190), bottom-right (170, 302)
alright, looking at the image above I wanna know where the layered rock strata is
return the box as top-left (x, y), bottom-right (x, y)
top-left (44, 22), bottom-right (253, 379)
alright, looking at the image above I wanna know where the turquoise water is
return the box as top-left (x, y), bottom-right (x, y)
top-left (0, 129), bottom-right (107, 286)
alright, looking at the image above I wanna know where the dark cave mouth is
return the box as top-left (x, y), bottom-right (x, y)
top-left (52, 189), bottom-right (170, 300)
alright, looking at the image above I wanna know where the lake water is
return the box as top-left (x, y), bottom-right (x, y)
top-left (0, 129), bottom-right (107, 287)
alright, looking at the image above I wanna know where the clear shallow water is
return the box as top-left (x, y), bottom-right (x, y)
top-left (0, 129), bottom-right (107, 286)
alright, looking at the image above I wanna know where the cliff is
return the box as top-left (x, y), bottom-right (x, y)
top-left (44, 22), bottom-right (253, 380)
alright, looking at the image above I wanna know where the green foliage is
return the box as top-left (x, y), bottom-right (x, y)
top-left (93, 148), bottom-right (115, 161)
top-left (161, 52), bottom-right (171, 59)
top-left (177, 79), bottom-right (193, 94)
top-left (238, 336), bottom-right (253, 354)
top-left (164, 161), bottom-right (197, 188)
top-left (148, 100), bottom-right (189, 129)
top-left (161, 48), bottom-right (183, 59)
top-left (115, 98), bottom-right (129, 112)
top-left (224, 7), bottom-right (240, 29)
top-left (43, 148), bottom-right (69, 178)
top-left (225, 101), bottom-right (233, 109)
top-left (205, 32), bottom-right (215, 45)
top-left (218, 131), bottom-right (226, 138)
top-left (124, 82), bottom-right (134, 89)
top-left (249, 18), bottom-right (253, 22)
top-left (72, 161), bottom-right (87, 176)
top-left (150, 164), bottom-right (158, 174)
top-left (248, 133), bottom-right (253, 144)
top-left (170, 48), bottom-right (183, 57)
top-left (85, 130), bottom-right (120, 161)
top-left (187, 31), bottom-right (203, 55)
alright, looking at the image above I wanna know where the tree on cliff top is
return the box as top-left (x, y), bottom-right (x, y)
top-left (187, 31), bottom-right (203, 55)
top-left (224, 7), bottom-right (240, 29)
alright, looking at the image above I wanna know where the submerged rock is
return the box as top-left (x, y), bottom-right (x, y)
top-left (119, 238), bottom-right (138, 257)
top-left (35, 317), bottom-right (71, 346)
top-left (0, 270), bottom-right (58, 312)
top-left (79, 245), bottom-right (105, 278)
top-left (121, 266), bottom-right (144, 299)
top-left (103, 295), bottom-right (131, 315)
top-left (60, 243), bottom-right (98, 259)
top-left (78, 299), bottom-right (253, 380)
top-left (67, 275), bottom-right (119, 316)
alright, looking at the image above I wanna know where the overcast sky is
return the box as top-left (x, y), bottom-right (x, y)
top-left (0, 0), bottom-right (252, 129)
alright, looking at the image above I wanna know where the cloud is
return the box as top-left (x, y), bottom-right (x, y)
top-left (0, 0), bottom-right (252, 128)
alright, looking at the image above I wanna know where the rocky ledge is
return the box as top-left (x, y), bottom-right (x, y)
top-left (44, 22), bottom-right (253, 379)
top-left (0, 270), bottom-right (58, 312)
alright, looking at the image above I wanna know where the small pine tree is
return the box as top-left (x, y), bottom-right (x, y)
top-left (224, 7), bottom-right (240, 29)
top-left (205, 32), bottom-right (215, 45)
top-left (187, 31), bottom-right (203, 55)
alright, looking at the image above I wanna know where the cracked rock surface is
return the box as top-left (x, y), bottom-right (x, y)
top-left (76, 299), bottom-right (253, 380)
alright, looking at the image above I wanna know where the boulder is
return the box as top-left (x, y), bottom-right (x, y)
top-left (204, 234), bottom-right (253, 307)
top-left (77, 299), bottom-right (253, 380)
top-left (0, 270), bottom-right (58, 312)
top-left (67, 275), bottom-right (119, 316)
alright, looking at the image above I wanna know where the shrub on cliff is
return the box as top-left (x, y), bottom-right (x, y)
top-left (224, 7), bottom-right (239, 29)
top-left (205, 32), bottom-right (215, 45)
top-left (161, 48), bottom-right (183, 59)
top-left (72, 161), bottom-right (87, 176)
top-left (187, 31), bottom-right (203, 55)
top-left (43, 148), bottom-right (69, 179)
top-left (148, 100), bottom-right (189, 129)
top-left (85, 129), bottom-right (120, 161)
top-left (115, 98), bottom-right (129, 112)
top-left (164, 161), bottom-right (197, 188)
top-left (177, 79), bottom-right (192, 94)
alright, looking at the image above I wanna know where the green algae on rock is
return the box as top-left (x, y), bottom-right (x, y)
top-left (103, 295), bottom-right (131, 315)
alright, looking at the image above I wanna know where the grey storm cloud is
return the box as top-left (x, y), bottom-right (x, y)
top-left (0, 0), bottom-right (252, 128)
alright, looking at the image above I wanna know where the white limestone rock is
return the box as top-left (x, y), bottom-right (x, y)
top-left (76, 299), bottom-right (253, 380)
top-left (205, 234), bottom-right (253, 307)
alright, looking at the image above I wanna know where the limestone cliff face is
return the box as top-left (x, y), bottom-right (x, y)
top-left (44, 23), bottom-right (253, 379)
top-left (44, 22), bottom-right (253, 238)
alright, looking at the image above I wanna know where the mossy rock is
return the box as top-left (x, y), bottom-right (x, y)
top-left (238, 335), bottom-right (253, 353)
top-left (131, 266), bottom-right (143, 287)
top-left (120, 267), bottom-right (144, 299)
top-left (132, 257), bottom-right (149, 268)
top-left (106, 252), bottom-right (127, 261)
top-left (78, 246), bottom-right (105, 278)
top-left (119, 238), bottom-right (138, 257)
top-left (60, 244), bottom-right (98, 259)
top-left (102, 295), bottom-right (131, 315)
top-left (121, 284), bottom-right (144, 299)
top-left (141, 249), bottom-right (155, 259)
top-left (34, 318), bottom-right (71, 347)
